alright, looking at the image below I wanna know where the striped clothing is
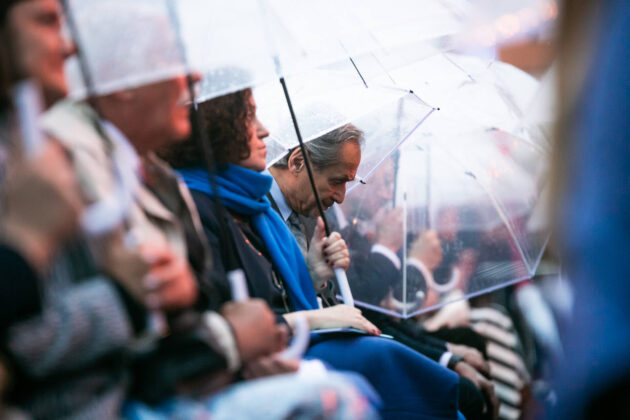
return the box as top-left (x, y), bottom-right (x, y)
top-left (7, 240), bottom-right (136, 419)
top-left (469, 306), bottom-right (530, 420)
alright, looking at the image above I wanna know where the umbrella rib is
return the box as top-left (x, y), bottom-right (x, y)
top-left (407, 273), bottom-right (535, 319)
top-left (349, 105), bottom-right (436, 192)
top-left (482, 186), bottom-right (533, 275)
top-left (408, 90), bottom-right (439, 111)
top-left (443, 53), bottom-right (475, 82)
top-left (364, 50), bottom-right (399, 86)
top-left (438, 145), bottom-right (534, 276)
top-left (61, 0), bottom-right (98, 102)
top-left (402, 188), bottom-right (409, 317)
top-left (349, 56), bottom-right (369, 88)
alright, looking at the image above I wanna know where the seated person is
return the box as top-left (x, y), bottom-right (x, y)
top-left (267, 124), bottom-right (498, 420)
top-left (164, 87), bottom-right (463, 420)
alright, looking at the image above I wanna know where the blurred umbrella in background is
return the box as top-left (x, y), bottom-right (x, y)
top-left (333, 54), bottom-right (551, 318)
top-left (174, 0), bottom-right (470, 101)
top-left (63, 0), bottom-right (187, 236)
top-left (65, 0), bottom-right (185, 99)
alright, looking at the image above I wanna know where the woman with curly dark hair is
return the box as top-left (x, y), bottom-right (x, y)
top-left (163, 88), bottom-right (254, 169)
top-left (164, 88), bottom-right (463, 420)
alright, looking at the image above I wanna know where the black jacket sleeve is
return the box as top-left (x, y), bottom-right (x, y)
top-left (363, 308), bottom-right (449, 362)
top-left (190, 190), bottom-right (233, 309)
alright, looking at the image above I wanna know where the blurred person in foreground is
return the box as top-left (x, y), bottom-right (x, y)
top-left (0, 0), bottom-right (83, 409)
top-left (552, 0), bottom-right (630, 418)
top-left (11, 2), bottom-right (378, 419)
top-left (0, 0), bottom-right (80, 325)
top-left (268, 127), bottom-right (498, 420)
top-left (0, 1), bottom-right (184, 417)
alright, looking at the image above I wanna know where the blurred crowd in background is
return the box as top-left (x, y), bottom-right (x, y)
top-left (0, 0), bottom-right (629, 419)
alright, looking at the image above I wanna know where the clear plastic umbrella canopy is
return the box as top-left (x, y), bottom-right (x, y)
top-left (174, 0), bottom-right (366, 102)
top-left (65, 0), bottom-right (187, 98)
top-left (331, 56), bottom-right (550, 318)
top-left (173, 0), bottom-right (474, 103)
top-left (323, 0), bottom-right (557, 54)
top-left (364, 52), bottom-right (543, 142)
top-left (61, 0), bottom-right (188, 235)
top-left (318, 0), bottom-right (470, 54)
top-left (254, 60), bottom-right (435, 182)
top-left (347, 52), bottom-right (550, 186)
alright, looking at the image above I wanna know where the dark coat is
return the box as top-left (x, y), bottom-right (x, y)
top-left (192, 191), bottom-right (292, 317)
top-left (0, 245), bottom-right (41, 334)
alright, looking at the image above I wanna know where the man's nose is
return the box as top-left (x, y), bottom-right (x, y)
top-left (333, 185), bottom-right (347, 203)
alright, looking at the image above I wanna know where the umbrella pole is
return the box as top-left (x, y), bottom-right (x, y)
top-left (278, 76), bottom-right (355, 307)
top-left (393, 150), bottom-right (400, 207)
top-left (165, 0), bottom-right (242, 277)
top-left (425, 142), bottom-right (432, 230)
top-left (61, 0), bottom-right (109, 139)
top-left (392, 99), bottom-right (404, 208)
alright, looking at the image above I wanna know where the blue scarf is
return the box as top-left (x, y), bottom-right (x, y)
top-left (178, 165), bottom-right (318, 311)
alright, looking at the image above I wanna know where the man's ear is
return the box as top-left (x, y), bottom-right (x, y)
top-left (287, 148), bottom-right (304, 176)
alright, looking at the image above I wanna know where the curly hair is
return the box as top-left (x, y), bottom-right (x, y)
top-left (161, 88), bottom-right (254, 169)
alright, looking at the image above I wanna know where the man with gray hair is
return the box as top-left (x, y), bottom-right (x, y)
top-left (268, 123), bottom-right (361, 296)
top-left (270, 123), bottom-right (364, 219)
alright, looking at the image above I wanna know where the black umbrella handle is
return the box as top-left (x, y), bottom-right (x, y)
top-left (278, 76), bottom-right (331, 236)
top-left (278, 77), bottom-right (355, 307)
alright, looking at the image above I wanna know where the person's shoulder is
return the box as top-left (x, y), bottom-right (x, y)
top-left (369, 250), bottom-right (394, 264)
top-left (367, 251), bottom-right (401, 278)
top-left (189, 189), bottom-right (221, 226)
top-left (41, 99), bottom-right (102, 152)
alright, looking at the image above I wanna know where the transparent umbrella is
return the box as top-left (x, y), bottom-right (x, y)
top-left (255, 62), bottom-right (435, 177)
top-left (252, 59), bottom-right (436, 306)
top-left (62, 0), bottom-right (189, 236)
top-left (173, 0), bottom-right (469, 102)
top-left (65, 0), bottom-right (186, 98)
top-left (331, 55), bottom-right (550, 318)
top-left (323, 0), bottom-right (468, 51)
top-left (362, 52), bottom-right (542, 138)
